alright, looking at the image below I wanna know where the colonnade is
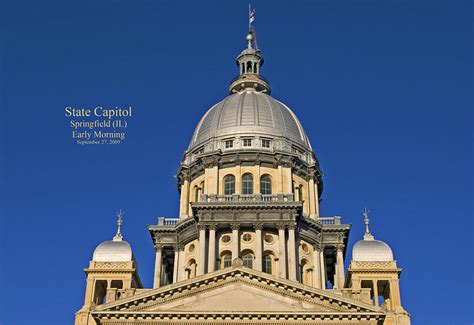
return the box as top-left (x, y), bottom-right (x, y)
top-left (153, 226), bottom-right (345, 291)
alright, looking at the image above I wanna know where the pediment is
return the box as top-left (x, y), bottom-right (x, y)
top-left (145, 279), bottom-right (333, 312)
top-left (93, 267), bottom-right (383, 322)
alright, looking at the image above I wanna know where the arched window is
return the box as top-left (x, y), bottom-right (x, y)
top-left (242, 251), bottom-right (254, 268)
top-left (200, 181), bottom-right (205, 194)
top-left (223, 175), bottom-right (235, 195)
top-left (242, 173), bottom-right (253, 195)
top-left (247, 61), bottom-right (253, 73)
top-left (221, 252), bottom-right (232, 269)
top-left (194, 185), bottom-right (199, 202)
top-left (263, 254), bottom-right (273, 274)
top-left (260, 175), bottom-right (272, 195)
top-left (300, 259), bottom-right (312, 286)
top-left (187, 259), bottom-right (197, 279)
top-left (297, 186), bottom-right (303, 202)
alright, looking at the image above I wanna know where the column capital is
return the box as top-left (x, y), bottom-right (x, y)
top-left (198, 224), bottom-right (207, 231)
top-left (208, 223), bottom-right (217, 231)
top-left (277, 223), bottom-right (287, 230)
top-left (336, 244), bottom-right (345, 252)
top-left (287, 223), bottom-right (296, 230)
top-left (230, 223), bottom-right (240, 231)
top-left (253, 222), bottom-right (264, 230)
top-left (336, 233), bottom-right (346, 243)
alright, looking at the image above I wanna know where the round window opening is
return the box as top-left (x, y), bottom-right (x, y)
top-left (242, 233), bottom-right (252, 242)
top-left (264, 234), bottom-right (274, 244)
top-left (221, 235), bottom-right (231, 243)
top-left (188, 244), bottom-right (195, 253)
top-left (302, 244), bottom-right (309, 253)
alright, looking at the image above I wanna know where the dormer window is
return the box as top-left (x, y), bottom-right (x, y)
top-left (243, 138), bottom-right (252, 147)
top-left (261, 139), bottom-right (271, 148)
top-left (224, 139), bottom-right (234, 149)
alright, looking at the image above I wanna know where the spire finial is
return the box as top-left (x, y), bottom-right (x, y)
top-left (246, 33), bottom-right (253, 50)
top-left (248, 4), bottom-right (255, 31)
top-left (363, 208), bottom-right (374, 240)
top-left (113, 209), bottom-right (124, 241)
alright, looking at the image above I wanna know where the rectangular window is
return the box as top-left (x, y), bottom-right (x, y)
top-left (261, 139), bottom-right (271, 148)
top-left (242, 138), bottom-right (252, 147)
top-left (224, 139), bottom-right (234, 149)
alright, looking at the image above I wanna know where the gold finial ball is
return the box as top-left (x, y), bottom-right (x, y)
top-left (246, 33), bottom-right (253, 41)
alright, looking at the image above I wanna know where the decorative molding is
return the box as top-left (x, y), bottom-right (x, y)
top-left (253, 222), bottom-right (264, 230)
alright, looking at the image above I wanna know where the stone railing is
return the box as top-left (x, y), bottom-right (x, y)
top-left (200, 193), bottom-right (294, 203)
top-left (318, 216), bottom-right (342, 225)
top-left (157, 217), bottom-right (179, 226)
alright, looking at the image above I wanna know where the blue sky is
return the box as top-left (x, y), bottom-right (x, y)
top-left (0, 0), bottom-right (472, 324)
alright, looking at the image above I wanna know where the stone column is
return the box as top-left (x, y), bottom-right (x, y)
top-left (235, 164), bottom-right (242, 194)
top-left (255, 164), bottom-right (261, 193)
top-left (312, 245), bottom-right (322, 289)
top-left (336, 245), bottom-right (345, 289)
top-left (153, 246), bottom-right (162, 288)
top-left (177, 246), bottom-right (186, 282)
top-left (314, 181), bottom-right (320, 218)
top-left (172, 246), bottom-right (179, 283)
top-left (390, 279), bottom-right (402, 308)
top-left (308, 177), bottom-right (316, 218)
top-left (254, 223), bottom-right (263, 272)
top-left (208, 224), bottom-right (216, 272)
top-left (278, 224), bottom-right (287, 278)
top-left (287, 224), bottom-right (297, 281)
top-left (320, 248), bottom-right (326, 289)
top-left (231, 224), bottom-right (240, 260)
top-left (197, 225), bottom-right (207, 275)
top-left (282, 166), bottom-right (293, 194)
top-left (179, 178), bottom-right (190, 218)
top-left (373, 280), bottom-right (379, 306)
top-left (277, 165), bottom-right (283, 193)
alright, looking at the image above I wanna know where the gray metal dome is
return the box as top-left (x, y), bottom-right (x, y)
top-left (92, 240), bottom-right (133, 262)
top-left (189, 89), bottom-right (312, 151)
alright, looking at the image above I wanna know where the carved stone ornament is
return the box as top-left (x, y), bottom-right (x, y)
top-left (232, 257), bottom-right (244, 267)
top-left (253, 222), bottom-right (264, 230)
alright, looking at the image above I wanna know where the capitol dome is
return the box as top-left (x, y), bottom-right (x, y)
top-left (181, 31), bottom-right (320, 171)
top-left (189, 90), bottom-right (312, 151)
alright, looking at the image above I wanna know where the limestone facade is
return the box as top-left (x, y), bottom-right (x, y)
top-left (75, 24), bottom-right (411, 325)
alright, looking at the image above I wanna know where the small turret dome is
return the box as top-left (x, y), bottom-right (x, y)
top-left (92, 240), bottom-right (133, 262)
top-left (92, 210), bottom-right (134, 262)
top-left (352, 239), bottom-right (393, 262)
top-left (351, 209), bottom-right (394, 262)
